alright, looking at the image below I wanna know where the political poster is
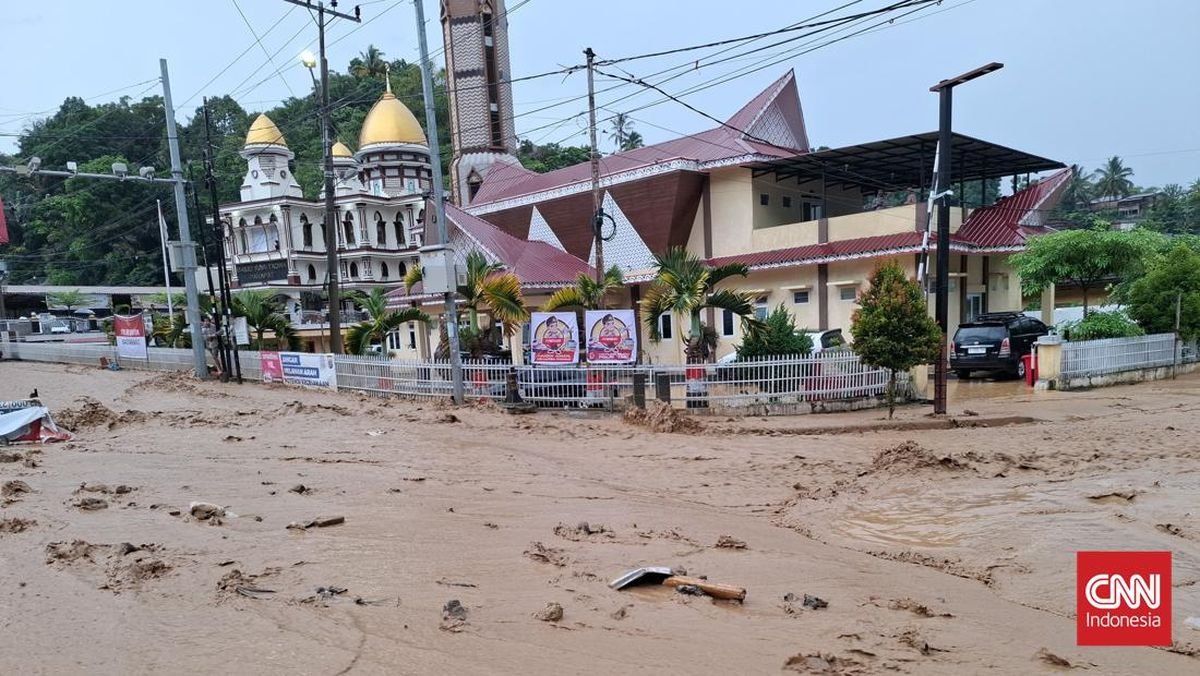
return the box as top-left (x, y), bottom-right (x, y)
top-left (233, 316), bottom-right (251, 346)
top-left (584, 310), bottom-right (638, 364)
top-left (278, 351), bottom-right (338, 390)
top-left (259, 351), bottom-right (284, 383)
top-left (529, 312), bottom-right (579, 365)
top-left (113, 314), bottom-right (148, 360)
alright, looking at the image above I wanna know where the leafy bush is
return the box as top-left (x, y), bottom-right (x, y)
top-left (1060, 310), bottom-right (1144, 341)
top-left (735, 305), bottom-right (812, 359)
top-left (1125, 244), bottom-right (1200, 340)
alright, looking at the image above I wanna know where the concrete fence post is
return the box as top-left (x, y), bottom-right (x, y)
top-left (1035, 335), bottom-right (1063, 390)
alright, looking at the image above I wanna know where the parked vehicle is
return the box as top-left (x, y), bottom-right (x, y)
top-left (715, 328), bottom-right (847, 370)
top-left (951, 312), bottom-right (1049, 379)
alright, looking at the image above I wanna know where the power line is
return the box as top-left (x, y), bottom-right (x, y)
top-left (231, 0), bottom-right (297, 98)
top-left (175, 5), bottom-right (299, 112)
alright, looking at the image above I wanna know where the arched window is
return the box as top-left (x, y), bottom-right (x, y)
top-left (394, 213), bottom-right (405, 247)
top-left (307, 264), bottom-right (316, 282)
top-left (239, 230), bottom-right (248, 253)
top-left (343, 212), bottom-right (355, 246)
top-left (375, 211), bottom-right (387, 248)
top-left (268, 213), bottom-right (278, 224)
top-left (417, 208), bottom-right (425, 225)
top-left (349, 262), bottom-right (359, 279)
top-left (253, 215), bottom-right (263, 225)
top-left (380, 262), bottom-right (390, 279)
top-left (398, 262), bottom-right (407, 277)
top-left (467, 170), bottom-right (483, 201)
top-left (301, 214), bottom-right (313, 248)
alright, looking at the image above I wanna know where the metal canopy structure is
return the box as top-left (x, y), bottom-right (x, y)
top-left (750, 131), bottom-right (1064, 192)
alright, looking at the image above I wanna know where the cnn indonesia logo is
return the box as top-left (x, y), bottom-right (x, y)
top-left (1077, 551), bottom-right (1172, 646)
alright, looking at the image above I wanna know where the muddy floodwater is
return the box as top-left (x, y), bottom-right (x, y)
top-left (1, 361), bottom-right (1198, 674)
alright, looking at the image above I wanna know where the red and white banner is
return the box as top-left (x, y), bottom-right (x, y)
top-left (529, 312), bottom-right (578, 365)
top-left (113, 314), bottom-right (148, 360)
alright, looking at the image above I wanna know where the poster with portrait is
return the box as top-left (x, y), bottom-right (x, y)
top-left (529, 312), bottom-right (579, 365)
top-left (584, 310), bottom-right (637, 364)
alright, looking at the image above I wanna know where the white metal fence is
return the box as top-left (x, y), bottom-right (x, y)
top-left (1060, 333), bottom-right (1197, 379)
top-left (4, 340), bottom-right (905, 415)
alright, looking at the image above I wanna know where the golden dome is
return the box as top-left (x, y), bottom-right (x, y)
top-left (331, 140), bottom-right (354, 158)
top-left (358, 83), bottom-right (426, 148)
top-left (245, 114), bottom-right (287, 148)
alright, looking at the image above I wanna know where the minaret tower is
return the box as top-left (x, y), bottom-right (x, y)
top-left (441, 0), bottom-right (523, 205)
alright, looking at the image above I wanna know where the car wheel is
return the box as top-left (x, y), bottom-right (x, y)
top-left (1015, 360), bottom-right (1026, 380)
top-left (955, 369), bottom-right (971, 380)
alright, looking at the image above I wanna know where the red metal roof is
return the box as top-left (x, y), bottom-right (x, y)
top-left (708, 232), bottom-right (925, 270)
top-left (470, 71), bottom-right (807, 206)
top-left (955, 168), bottom-right (1071, 247)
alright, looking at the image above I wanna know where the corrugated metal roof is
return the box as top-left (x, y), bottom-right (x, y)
top-left (470, 71), bottom-right (807, 206)
top-left (708, 232), bottom-right (925, 270)
top-left (956, 168), bottom-right (1071, 247)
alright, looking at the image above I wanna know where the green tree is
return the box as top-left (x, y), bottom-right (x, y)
top-left (45, 289), bottom-right (90, 313)
top-left (1012, 227), bottom-right (1160, 317)
top-left (1094, 156), bottom-right (1135, 199)
top-left (517, 139), bottom-right (590, 173)
top-left (541, 266), bottom-right (624, 311)
top-left (231, 289), bottom-right (291, 349)
top-left (640, 246), bottom-right (760, 362)
top-left (1125, 244), bottom-right (1200, 339)
top-left (850, 260), bottom-right (942, 418)
top-left (606, 112), bottom-right (634, 153)
top-left (1142, 184), bottom-right (1193, 234)
top-left (1051, 164), bottom-right (1096, 228)
top-left (1058, 311), bottom-right (1144, 341)
top-left (621, 131), bottom-right (644, 152)
top-left (735, 304), bottom-right (812, 358)
top-left (350, 45), bottom-right (388, 79)
top-left (345, 288), bottom-right (428, 355)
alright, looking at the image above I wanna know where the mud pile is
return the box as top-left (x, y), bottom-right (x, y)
top-left (623, 401), bottom-right (702, 434)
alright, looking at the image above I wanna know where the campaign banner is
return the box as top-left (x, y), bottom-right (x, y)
top-left (529, 312), bottom-right (579, 365)
top-left (585, 310), bottom-right (637, 364)
top-left (278, 351), bottom-right (338, 390)
top-left (113, 314), bottom-right (148, 360)
top-left (259, 351), bottom-right (284, 383)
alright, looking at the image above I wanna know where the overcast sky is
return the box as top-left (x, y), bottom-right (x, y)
top-left (2, 0), bottom-right (1197, 187)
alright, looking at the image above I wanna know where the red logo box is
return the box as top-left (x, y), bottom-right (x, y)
top-left (1077, 551), bottom-right (1172, 646)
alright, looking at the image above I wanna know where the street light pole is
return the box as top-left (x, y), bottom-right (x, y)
top-left (930, 62), bottom-right (1003, 415)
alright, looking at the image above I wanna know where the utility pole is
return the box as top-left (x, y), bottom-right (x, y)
top-left (929, 62), bottom-right (1003, 415)
top-left (186, 164), bottom-right (220, 345)
top-left (414, 0), bottom-right (464, 404)
top-left (585, 47), bottom-right (605, 283)
top-left (203, 100), bottom-right (242, 384)
top-left (160, 58), bottom-right (208, 378)
top-left (284, 0), bottom-right (360, 355)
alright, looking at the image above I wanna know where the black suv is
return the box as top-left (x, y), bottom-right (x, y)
top-left (950, 312), bottom-right (1050, 379)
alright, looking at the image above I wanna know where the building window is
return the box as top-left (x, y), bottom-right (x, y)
top-left (349, 262), bottom-right (359, 279)
top-left (393, 214), bottom-right (405, 248)
top-left (759, 193), bottom-right (770, 206)
top-left (721, 309), bottom-right (735, 337)
top-left (793, 290), bottom-right (809, 304)
top-left (782, 195), bottom-right (792, 208)
top-left (307, 264), bottom-right (316, 282)
top-left (839, 286), bottom-right (857, 302)
top-left (343, 212), bottom-right (355, 246)
top-left (375, 214), bottom-right (387, 248)
top-left (398, 262), bottom-right (407, 277)
top-left (301, 215), bottom-right (313, 248)
top-left (408, 323), bottom-right (417, 350)
top-left (380, 262), bottom-right (390, 280)
top-left (754, 296), bottom-right (769, 321)
top-left (658, 314), bottom-right (672, 340)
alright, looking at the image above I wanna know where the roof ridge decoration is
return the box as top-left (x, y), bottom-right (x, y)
top-left (526, 206), bottom-right (566, 252)
top-left (725, 69), bottom-right (809, 152)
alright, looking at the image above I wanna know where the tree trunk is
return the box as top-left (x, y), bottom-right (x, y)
top-left (887, 369), bottom-right (897, 419)
top-left (1082, 286), bottom-right (1090, 318)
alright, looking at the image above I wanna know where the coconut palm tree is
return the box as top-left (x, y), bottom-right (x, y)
top-left (541, 266), bottom-right (624, 312)
top-left (345, 288), bottom-right (429, 355)
top-left (231, 290), bottom-right (292, 350)
top-left (351, 45), bottom-right (388, 80)
top-left (621, 131), bottom-right (644, 152)
top-left (606, 112), bottom-right (634, 153)
top-left (1094, 156), bottom-right (1135, 199)
top-left (639, 247), bottom-right (760, 362)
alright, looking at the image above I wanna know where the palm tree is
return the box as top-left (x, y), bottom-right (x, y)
top-left (639, 247), bottom-right (760, 362)
top-left (351, 45), bottom-right (388, 79)
top-left (345, 288), bottom-right (429, 355)
top-left (1063, 164), bottom-right (1093, 209)
top-left (606, 112), bottom-right (634, 153)
top-left (46, 289), bottom-right (89, 314)
top-left (231, 290), bottom-right (291, 350)
top-left (1094, 156), bottom-right (1135, 199)
top-left (401, 250), bottom-right (529, 355)
top-left (403, 263), bottom-right (423, 293)
top-left (541, 266), bottom-right (624, 312)
top-left (621, 131), bottom-right (645, 152)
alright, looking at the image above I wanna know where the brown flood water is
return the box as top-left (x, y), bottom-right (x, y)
top-left (1, 361), bottom-right (1198, 674)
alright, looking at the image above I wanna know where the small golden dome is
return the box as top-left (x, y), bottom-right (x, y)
top-left (358, 83), bottom-right (426, 149)
top-left (245, 114), bottom-right (287, 148)
top-left (331, 140), bottom-right (354, 158)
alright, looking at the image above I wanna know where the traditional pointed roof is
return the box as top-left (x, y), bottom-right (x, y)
top-left (244, 114), bottom-right (287, 148)
top-left (469, 70), bottom-right (809, 208)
